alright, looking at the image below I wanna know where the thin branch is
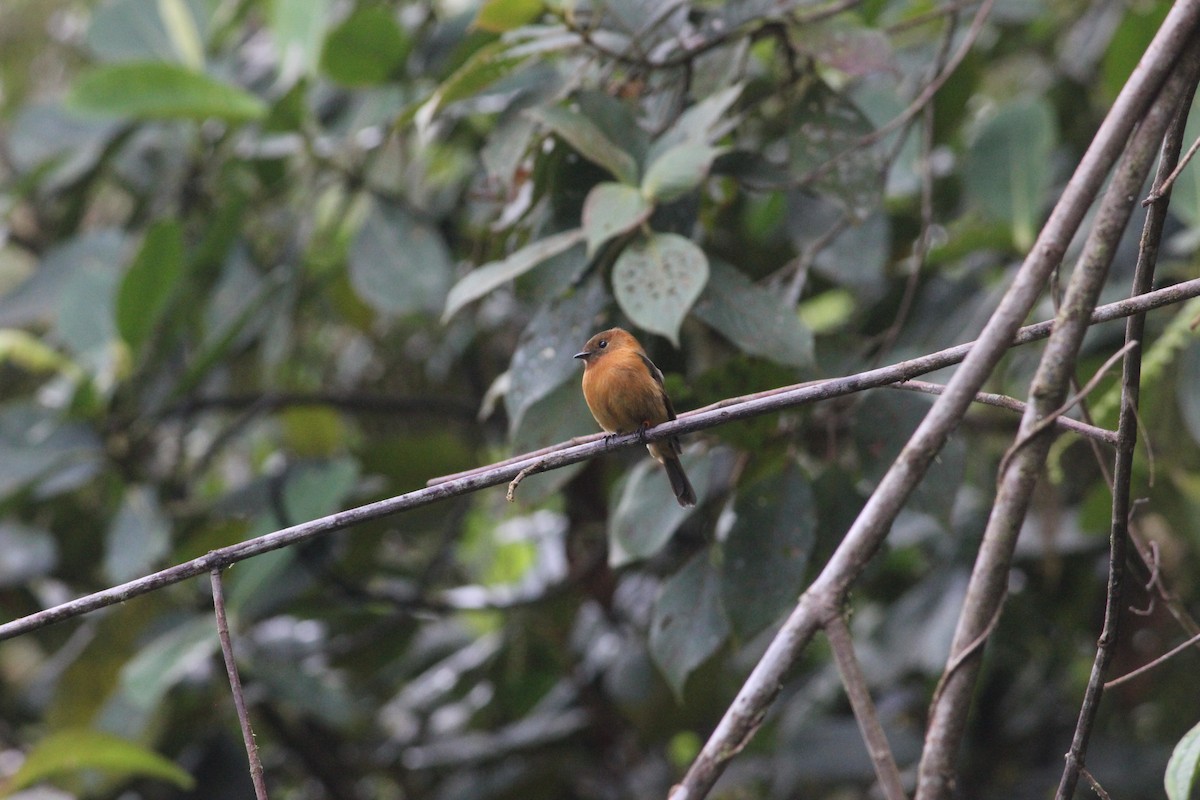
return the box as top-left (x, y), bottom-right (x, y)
top-left (889, 381), bottom-right (1118, 445)
top-left (1104, 628), bottom-right (1200, 689)
top-left (212, 568), bottom-right (269, 800)
top-left (1081, 767), bottom-right (1114, 800)
top-left (1142, 133), bottom-right (1200, 205)
top-left (919, 37), bottom-right (1200, 800)
top-left (825, 614), bottom-right (908, 800)
top-left (436, 279), bottom-right (1198, 488)
top-left (1055, 57), bottom-right (1200, 800)
top-left (2, 279), bottom-right (1199, 644)
top-left (996, 340), bottom-right (1137, 477)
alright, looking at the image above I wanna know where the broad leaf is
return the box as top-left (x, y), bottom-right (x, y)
top-left (529, 105), bottom-right (639, 185)
top-left (788, 81), bottom-right (885, 219)
top-left (4, 728), bottom-right (194, 794)
top-left (350, 199), bottom-right (453, 316)
top-left (509, 380), bottom-right (596, 504)
top-left (609, 448), bottom-right (711, 566)
top-left (612, 233), bottom-right (709, 346)
top-left (119, 617), bottom-right (219, 711)
top-left (116, 220), bottom-right (184, 353)
top-left (270, 0), bottom-right (331, 79)
top-left (1166, 718), bottom-right (1200, 800)
top-left (474, 0), bottom-right (544, 32)
top-left (86, 0), bottom-right (208, 63)
top-left (649, 550), bottom-right (730, 698)
top-left (0, 522), bottom-right (58, 587)
top-left (67, 61), bottom-right (267, 122)
top-left (582, 183), bottom-right (651, 255)
top-left (648, 83), bottom-right (742, 163)
top-left (692, 259), bottom-right (813, 367)
top-left (506, 276), bottom-right (609, 433)
top-left (103, 486), bottom-right (171, 583)
top-left (443, 228), bottom-right (584, 320)
top-left (408, 39), bottom-right (531, 127)
top-left (964, 97), bottom-right (1057, 251)
top-left (720, 463), bottom-right (816, 639)
top-left (641, 143), bottom-right (723, 203)
top-left (321, 6), bottom-right (411, 86)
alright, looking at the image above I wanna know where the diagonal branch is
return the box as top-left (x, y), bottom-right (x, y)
top-left (1055, 58), bottom-right (1200, 800)
top-left (917, 37), bottom-right (1200, 800)
top-left (674, 3), bottom-right (1200, 797)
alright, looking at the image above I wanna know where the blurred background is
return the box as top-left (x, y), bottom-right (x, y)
top-left (1, 0), bottom-right (1200, 798)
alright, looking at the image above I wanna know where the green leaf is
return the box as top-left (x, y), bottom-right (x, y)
top-left (582, 183), bottom-right (651, 255)
top-left (3, 728), bottom-right (194, 794)
top-left (506, 276), bottom-right (609, 434)
top-left (321, 6), bottom-right (411, 86)
top-left (788, 81), bottom-right (884, 218)
top-left (0, 522), bottom-right (58, 587)
top-left (964, 97), bottom-right (1057, 251)
top-left (103, 486), bottom-right (171, 584)
top-left (611, 233), bottom-right (709, 347)
top-left (116, 220), bottom-right (184, 353)
top-left (720, 463), bottom-right (816, 639)
top-left (649, 550), bottom-right (730, 699)
top-left (119, 617), bottom-right (218, 712)
top-left (85, 0), bottom-right (209, 63)
top-left (443, 228), bottom-right (584, 320)
top-left (406, 39), bottom-right (531, 127)
top-left (509, 379), bottom-right (595, 504)
top-left (270, 0), bottom-right (332, 78)
top-left (692, 259), bottom-right (813, 367)
top-left (66, 62), bottom-right (266, 122)
top-left (609, 448), bottom-right (711, 566)
top-left (0, 330), bottom-right (76, 375)
top-left (1166, 717), bottom-right (1200, 800)
top-left (641, 143), bottom-right (723, 203)
top-left (283, 459), bottom-right (360, 523)
top-left (648, 83), bottom-right (742, 163)
top-left (529, 105), bottom-right (639, 184)
top-left (157, 0), bottom-right (205, 68)
top-left (350, 199), bottom-right (453, 317)
top-left (474, 0), bottom-right (544, 32)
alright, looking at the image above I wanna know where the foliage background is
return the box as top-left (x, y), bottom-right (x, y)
top-left (1, 0), bottom-right (1199, 798)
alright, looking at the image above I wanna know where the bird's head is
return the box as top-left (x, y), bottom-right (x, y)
top-left (574, 327), bottom-right (640, 367)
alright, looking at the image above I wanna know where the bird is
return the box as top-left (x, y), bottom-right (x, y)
top-left (574, 327), bottom-right (697, 507)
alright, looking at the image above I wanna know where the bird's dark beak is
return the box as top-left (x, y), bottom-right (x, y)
top-left (573, 350), bottom-right (589, 360)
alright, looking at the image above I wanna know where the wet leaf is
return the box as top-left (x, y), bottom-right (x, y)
top-left (529, 105), bottom-right (639, 184)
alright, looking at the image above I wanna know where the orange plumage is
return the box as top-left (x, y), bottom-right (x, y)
top-left (574, 327), bottom-right (697, 507)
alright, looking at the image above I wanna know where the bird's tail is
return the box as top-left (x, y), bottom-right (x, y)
top-left (662, 455), bottom-right (697, 508)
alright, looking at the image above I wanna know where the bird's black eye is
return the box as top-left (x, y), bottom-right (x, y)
top-left (598, 339), bottom-right (608, 349)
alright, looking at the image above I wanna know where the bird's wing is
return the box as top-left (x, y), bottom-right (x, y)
top-left (637, 352), bottom-right (677, 421)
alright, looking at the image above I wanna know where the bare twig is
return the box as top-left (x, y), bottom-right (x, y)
top-left (920, 37), bottom-right (1200, 800)
top-left (1142, 133), bottom-right (1200, 205)
top-left (825, 614), bottom-right (908, 800)
top-left (1081, 767), bottom-right (1114, 800)
top-left (212, 568), bottom-right (269, 800)
top-left (890, 381), bottom-right (1118, 445)
top-left (1104, 628), bottom-right (1200, 689)
top-left (996, 340), bottom-right (1137, 476)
